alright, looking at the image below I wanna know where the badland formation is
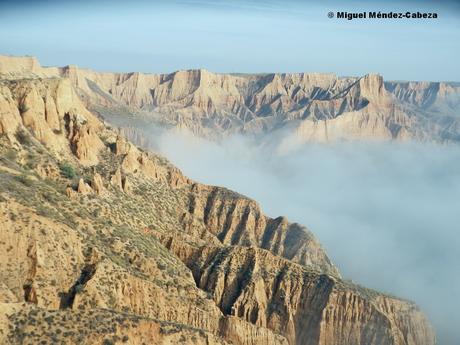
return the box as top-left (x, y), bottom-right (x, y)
top-left (0, 55), bottom-right (440, 344)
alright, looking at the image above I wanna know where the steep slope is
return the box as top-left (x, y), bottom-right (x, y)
top-left (1, 55), bottom-right (459, 145)
top-left (0, 77), bottom-right (290, 345)
top-left (170, 245), bottom-right (434, 345)
top-left (385, 80), bottom-right (460, 141)
top-left (0, 68), bottom-right (436, 344)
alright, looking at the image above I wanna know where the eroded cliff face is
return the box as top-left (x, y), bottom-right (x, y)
top-left (0, 77), bottom-right (104, 164)
top-left (157, 236), bottom-right (434, 345)
top-left (1, 54), bottom-right (458, 143)
top-left (385, 80), bottom-right (460, 110)
top-left (0, 65), bottom-right (436, 344)
top-left (185, 184), bottom-right (338, 276)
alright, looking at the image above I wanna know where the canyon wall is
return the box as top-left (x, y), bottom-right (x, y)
top-left (0, 57), bottom-right (437, 344)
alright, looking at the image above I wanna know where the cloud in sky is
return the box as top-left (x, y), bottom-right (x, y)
top-left (153, 129), bottom-right (460, 344)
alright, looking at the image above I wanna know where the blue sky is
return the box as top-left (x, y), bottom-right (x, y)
top-left (0, 0), bottom-right (459, 81)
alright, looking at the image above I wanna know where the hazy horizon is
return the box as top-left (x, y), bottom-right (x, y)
top-left (1, 0), bottom-right (459, 81)
top-left (4, 52), bottom-right (460, 83)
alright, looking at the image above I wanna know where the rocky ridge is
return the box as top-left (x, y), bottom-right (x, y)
top-left (1, 55), bottom-right (459, 144)
top-left (0, 58), bottom-right (436, 344)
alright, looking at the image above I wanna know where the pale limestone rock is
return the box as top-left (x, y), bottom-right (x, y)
top-left (77, 178), bottom-right (92, 195)
top-left (91, 172), bottom-right (105, 195)
top-left (19, 85), bottom-right (59, 148)
top-left (122, 176), bottom-right (132, 194)
top-left (0, 86), bottom-right (22, 135)
top-left (44, 92), bottom-right (60, 131)
top-left (359, 73), bottom-right (388, 102)
top-left (121, 145), bottom-right (141, 173)
top-left (67, 113), bottom-right (104, 166)
top-left (110, 167), bottom-right (123, 190)
top-left (0, 55), bottom-right (42, 75)
top-left (65, 186), bottom-right (77, 198)
top-left (115, 135), bottom-right (130, 155)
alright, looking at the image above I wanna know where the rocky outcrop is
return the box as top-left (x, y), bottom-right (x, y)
top-left (110, 167), bottom-right (123, 190)
top-left (2, 55), bottom-right (459, 143)
top-left (0, 85), bottom-right (22, 136)
top-left (0, 77), bottom-right (104, 165)
top-left (0, 55), bottom-right (45, 76)
top-left (77, 178), bottom-right (92, 195)
top-left (92, 172), bottom-right (105, 194)
top-left (66, 112), bottom-right (104, 165)
top-left (159, 239), bottom-right (435, 345)
top-left (385, 81), bottom-right (460, 109)
top-left (0, 201), bottom-right (85, 310)
top-left (220, 316), bottom-right (289, 345)
top-left (185, 184), bottom-right (338, 276)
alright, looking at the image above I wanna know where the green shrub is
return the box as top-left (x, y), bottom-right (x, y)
top-left (15, 129), bottom-right (32, 146)
top-left (74, 284), bottom-right (85, 294)
top-left (4, 149), bottom-right (17, 161)
top-left (59, 162), bottom-right (76, 179)
top-left (25, 153), bottom-right (39, 169)
top-left (18, 103), bottom-right (29, 114)
top-left (14, 174), bottom-right (33, 186)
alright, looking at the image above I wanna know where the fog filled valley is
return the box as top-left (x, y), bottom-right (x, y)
top-left (153, 130), bottom-right (460, 344)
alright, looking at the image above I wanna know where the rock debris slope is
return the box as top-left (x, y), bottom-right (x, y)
top-left (0, 57), bottom-right (436, 344)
